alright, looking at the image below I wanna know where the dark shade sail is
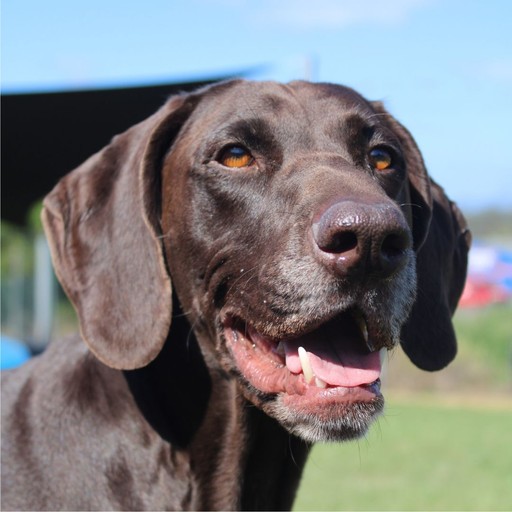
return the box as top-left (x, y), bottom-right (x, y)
top-left (2, 77), bottom-right (229, 225)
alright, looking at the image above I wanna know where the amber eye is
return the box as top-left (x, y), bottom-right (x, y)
top-left (369, 148), bottom-right (393, 171)
top-left (218, 145), bottom-right (254, 168)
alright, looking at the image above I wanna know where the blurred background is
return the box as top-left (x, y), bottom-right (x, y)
top-left (1, 0), bottom-right (511, 510)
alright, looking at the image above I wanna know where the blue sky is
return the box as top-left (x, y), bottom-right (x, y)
top-left (2, 0), bottom-right (512, 212)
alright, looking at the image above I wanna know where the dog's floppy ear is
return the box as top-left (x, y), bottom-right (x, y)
top-left (401, 182), bottom-right (471, 370)
top-left (42, 93), bottom-right (200, 370)
top-left (372, 102), bottom-right (471, 370)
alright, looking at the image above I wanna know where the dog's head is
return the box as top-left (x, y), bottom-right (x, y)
top-left (43, 80), bottom-right (470, 442)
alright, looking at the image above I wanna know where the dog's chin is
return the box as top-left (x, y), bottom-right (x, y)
top-left (244, 380), bottom-right (384, 443)
top-left (221, 312), bottom-right (388, 443)
top-left (266, 386), bottom-right (384, 443)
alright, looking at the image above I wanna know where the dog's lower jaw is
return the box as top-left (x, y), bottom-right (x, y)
top-left (232, 372), bottom-right (384, 443)
top-left (251, 382), bottom-right (383, 443)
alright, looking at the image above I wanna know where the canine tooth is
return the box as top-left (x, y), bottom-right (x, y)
top-left (315, 377), bottom-right (327, 389)
top-left (355, 315), bottom-right (368, 343)
top-left (298, 347), bottom-right (314, 384)
top-left (379, 348), bottom-right (387, 364)
top-left (275, 341), bottom-right (285, 357)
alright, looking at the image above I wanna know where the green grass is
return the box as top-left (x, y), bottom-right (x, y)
top-left (294, 399), bottom-right (512, 511)
top-left (454, 304), bottom-right (512, 383)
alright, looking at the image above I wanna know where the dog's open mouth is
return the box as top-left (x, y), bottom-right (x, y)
top-left (223, 311), bottom-right (385, 405)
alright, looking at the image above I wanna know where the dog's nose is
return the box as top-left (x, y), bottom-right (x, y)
top-left (312, 200), bottom-right (411, 278)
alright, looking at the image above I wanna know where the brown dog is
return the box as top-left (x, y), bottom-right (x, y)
top-left (1, 80), bottom-right (470, 510)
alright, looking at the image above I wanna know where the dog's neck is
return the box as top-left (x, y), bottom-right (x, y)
top-left (187, 375), bottom-right (310, 510)
top-left (124, 310), bottom-right (310, 510)
top-left (239, 405), bottom-right (311, 510)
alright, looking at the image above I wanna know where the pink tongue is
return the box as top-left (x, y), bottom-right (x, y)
top-left (283, 333), bottom-right (381, 388)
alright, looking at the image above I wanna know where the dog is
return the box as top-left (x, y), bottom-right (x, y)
top-left (1, 80), bottom-right (470, 510)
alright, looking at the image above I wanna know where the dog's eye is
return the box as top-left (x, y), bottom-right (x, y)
top-left (218, 145), bottom-right (254, 168)
top-left (369, 148), bottom-right (393, 171)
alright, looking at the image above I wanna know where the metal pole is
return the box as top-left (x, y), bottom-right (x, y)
top-left (32, 234), bottom-right (55, 352)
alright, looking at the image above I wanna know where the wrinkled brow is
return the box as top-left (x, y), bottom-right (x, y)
top-left (219, 117), bottom-right (279, 153)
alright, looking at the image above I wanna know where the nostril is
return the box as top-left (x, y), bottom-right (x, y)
top-left (321, 231), bottom-right (358, 254)
top-left (378, 231), bottom-right (410, 275)
top-left (381, 233), bottom-right (408, 258)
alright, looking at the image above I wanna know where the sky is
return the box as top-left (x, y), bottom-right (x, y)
top-left (2, 0), bottom-right (512, 212)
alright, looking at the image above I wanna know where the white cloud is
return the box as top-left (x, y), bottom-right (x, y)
top-left (257, 0), bottom-right (434, 29)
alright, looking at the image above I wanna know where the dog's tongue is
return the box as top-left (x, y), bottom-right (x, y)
top-left (283, 321), bottom-right (381, 387)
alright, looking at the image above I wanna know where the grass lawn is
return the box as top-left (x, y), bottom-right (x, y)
top-left (454, 304), bottom-right (512, 384)
top-left (294, 397), bottom-right (512, 511)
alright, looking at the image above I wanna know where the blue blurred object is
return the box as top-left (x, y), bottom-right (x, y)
top-left (1, 335), bottom-right (31, 370)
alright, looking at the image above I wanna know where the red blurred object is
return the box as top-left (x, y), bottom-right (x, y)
top-left (459, 277), bottom-right (510, 308)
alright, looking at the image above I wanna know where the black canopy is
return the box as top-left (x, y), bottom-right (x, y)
top-left (2, 77), bottom-right (228, 225)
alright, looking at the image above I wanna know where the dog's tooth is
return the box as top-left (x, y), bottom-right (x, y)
top-left (315, 377), bottom-right (327, 389)
top-left (355, 314), bottom-right (368, 343)
top-left (298, 347), bottom-right (314, 384)
top-left (379, 347), bottom-right (387, 364)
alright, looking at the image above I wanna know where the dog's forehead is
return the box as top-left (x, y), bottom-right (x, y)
top-left (195, 80), bottom-right (375, 126)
